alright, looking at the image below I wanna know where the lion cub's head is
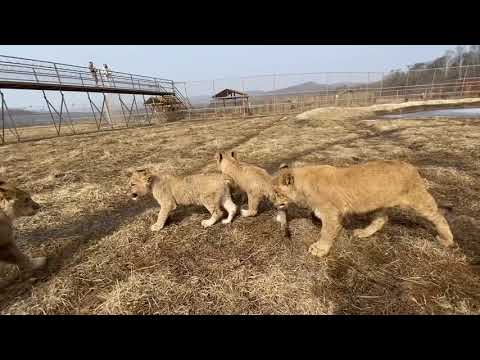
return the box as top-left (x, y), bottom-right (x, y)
top-left (128, 169), bottom-right (153, 201)
top-left (271, 164), bottom-right (296, 210)
top-left (0, 180), bottom-right (41, 219)
top-left (215, 151), bottom-right (238, 171)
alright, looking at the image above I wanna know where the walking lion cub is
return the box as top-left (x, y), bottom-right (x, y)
top-left (215, 151), bottom-right (288, 236)
top-left (271, 160), bottom-right (455, 258)
top-left (0, 180), bottom-right (47, 271)
top-left (128, 168), bottom-right (237, 231)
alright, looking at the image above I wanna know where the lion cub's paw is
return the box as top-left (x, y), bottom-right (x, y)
top-left (150, 223), bottom-right (163, 232)
top-left (221, 218), bottom-right (232, 224)
top-left (201, 220), bottom-right (213, 228)
top-left (308, 242), bottom-right (331, 258)
top-left (353, 228), bottom-right (371, 238)
top-left (436, 235), bottom-right (456, 248)
top-left (240, 209), bottom-right (257, 217)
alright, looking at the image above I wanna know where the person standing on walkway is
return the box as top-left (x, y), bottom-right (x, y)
top-left (89, 61), bottom-right (99, 85)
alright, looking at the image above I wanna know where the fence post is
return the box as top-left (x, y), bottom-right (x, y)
top-left (1, 91), bottom-right (4, 145)
top-left (213, 80), bottom-right (216, 117)
top-left (366, 72), bottom-right (370, 105)
top-left (273, 74), bottom-right (277, 114)
top-left (430, 68), bottom-right (437, 99)
top-left (461, 66), bottom-right (469, 97)
top-left (379, 72), bottom-right (384, 101)
top-left (326, 73), bottom-right (329, 106)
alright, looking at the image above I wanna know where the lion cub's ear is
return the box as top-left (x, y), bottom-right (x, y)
top-left (282, 173), bottom-right (294, 186)
top-left (215, 152), bottom-right (223, 162)
top-left (230, 151), bottom-right (237, 159)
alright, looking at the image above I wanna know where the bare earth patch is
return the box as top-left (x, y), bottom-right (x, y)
top-left (1, 99), bottom-right (479, 314)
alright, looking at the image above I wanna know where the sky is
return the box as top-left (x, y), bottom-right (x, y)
top-left (0, 45), bottom-right (458, 109)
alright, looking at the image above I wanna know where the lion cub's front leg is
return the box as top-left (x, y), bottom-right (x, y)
top-left (151, 202), bottom-right (174, 232)
top-left (201, 201), bottom-right (224, 228)
top-left (308, 208), bottom-right (341, 258)
top-left (240, 193), bottom-right (261, 217)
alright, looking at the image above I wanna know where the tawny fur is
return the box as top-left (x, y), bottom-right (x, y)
top-left (271, 160), bottom-right (455, 258)
top-left (128, 168), bottom-right (237, 231)
top-left (215, 151), bottom-right (289, 236)
top-left (0, 180), bottom-right (46, 271)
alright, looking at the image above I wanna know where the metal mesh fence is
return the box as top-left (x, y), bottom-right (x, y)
top-left (173, 65), bottom-right (480, 121)
top-left (2, 62), bottom-right (480, 144)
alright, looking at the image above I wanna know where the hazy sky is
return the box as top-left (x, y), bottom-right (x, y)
top-left (0, 45), bottom-right (457, 108)
top-left (1, 45), bottom-right (456, 80)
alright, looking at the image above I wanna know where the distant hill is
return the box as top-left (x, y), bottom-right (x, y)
top-left (186, 46), bottom-right (480, 105)
top-left (188, 81), bottom-right (359, 104)
top-left (8, 108), bottom-right (43, 116)
top-left (265, 81), bottom-right (359, 95)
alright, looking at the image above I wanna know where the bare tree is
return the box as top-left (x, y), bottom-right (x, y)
top-left (444, 49), bottom-right (455, 77)
top-left (456, 46), bottom-right (467, 77)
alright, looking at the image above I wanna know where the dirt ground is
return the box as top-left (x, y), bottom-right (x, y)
top-left (1, 99), bottom-right (479, 314)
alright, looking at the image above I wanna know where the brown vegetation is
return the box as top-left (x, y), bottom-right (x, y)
top-left (0, 99), bottom-right (479, 314)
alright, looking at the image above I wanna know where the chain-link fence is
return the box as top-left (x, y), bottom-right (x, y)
top-left (3, 63), bottom-right (480, 144)
top-left (173, 65), bottom-right (480, 121)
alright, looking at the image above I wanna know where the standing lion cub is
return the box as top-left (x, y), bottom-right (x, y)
top-left (128, 168), bottom-right (237, 230)
top-left (0, 180), bottom-right (47, 271)
top-left (215, 151), bottom-right (289, 236)
top-left (271, 160), bottom-right (455, 258)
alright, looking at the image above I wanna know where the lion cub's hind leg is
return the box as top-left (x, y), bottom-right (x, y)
top-left (221, 192), bottom-right (237, 224)
top-left (353, 211), bottom-right (389, 238)
top-left (400, 189), bottom-right (455, 247)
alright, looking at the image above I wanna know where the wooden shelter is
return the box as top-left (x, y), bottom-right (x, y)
top-left (145, 94), bottom-right (184, 112)
top-left (212, 88), bottom-right (249, 107)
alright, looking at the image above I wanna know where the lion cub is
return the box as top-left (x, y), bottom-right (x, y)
top-left (128, 168), bottom-right (237, 231)
top-left (215, 151), bottom-right (288, 236)
top-left (0, 180), bottom-right (47, 271)
top-left (272, 161), bottom-right (455, 258)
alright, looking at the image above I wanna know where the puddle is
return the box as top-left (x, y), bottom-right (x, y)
top-left (382, 107), bottom-right (480, 119)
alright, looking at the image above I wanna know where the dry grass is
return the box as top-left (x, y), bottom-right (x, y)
top-left (1, 98), bottom-right (479, 314)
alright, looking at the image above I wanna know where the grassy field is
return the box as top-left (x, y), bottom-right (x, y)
top-left (1, 99), bottom-right (479, 314)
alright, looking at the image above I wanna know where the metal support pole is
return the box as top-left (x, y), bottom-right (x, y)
top-left (132, 95), bottom-right (140, 125)
top-left (0, 91), bottom-right (20, 143)
top-left (118, 95), bottom-right (128, 127)
top-left (87, 92), bottom-right (101, 130)
top-left (42, 90), bottom-right (60, 136)
top-left (103, 93), bottom-right (113, 128)
top-left (142, 94), bottom-right (152, 125)
top-left (61, 91), bottom-right (76, 134)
